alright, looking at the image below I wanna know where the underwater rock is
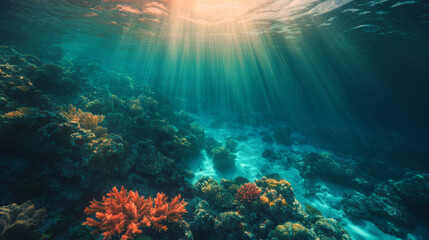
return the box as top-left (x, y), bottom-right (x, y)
top-left (135, 152), bottom-right (175, 176)
top-left (191, 177), bottom-right (351, 240)
top-left (234, 176), bottom-right (250, 185)
top-left (298, 152), bottom-right (355, 185)
top-left (313, 218), bottom-right (351, 240)
top-left (195, 177), bottom-right (237, 210)
top-left (225, 137), bottom-right (238, 153)
top-left (26, 62), bottom-right (84, 94)
top-left (271, 221), bottom-right (315, 240)
top-left (262, 149), bottom-right (280, 161)
top-left (256, 177), bottom-right (304, 223)
top-left (340, 171), bottom-right (429, 238)
top-left (0, 201), bottom-right (47, 240)
top-left (187, 199), bottom-right (215, 234)
top-left (0, 55), bottom-right (51, 110)
top-left (342, 190), bottom-right (415, 238)
top-left (87, 134), bottom-right (129, 176)
top-left (175, 110), bottom-right (195, 128)
top-left (105, 71), bottom-right (136, 96)
top-left (0, 107), bottom-right (72, 156)
top-left (211, 146), bottom-right (236, 172)
top-left (204, 137), bottom-right (222, 157)
top-left (176, 123), bottom-right (205, 156)
top-left (84, 99), bottom-right (113, 114)
top-left (392, 172), bottom-right (429, 208)
top-left (215, 212), bottom-right (246, 239)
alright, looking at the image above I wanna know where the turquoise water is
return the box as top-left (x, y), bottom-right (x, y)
top-left (0, 0), bottom-right (428, 239)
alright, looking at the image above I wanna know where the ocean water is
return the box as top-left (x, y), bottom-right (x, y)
top-left (0, 0), bottom-right (428, 240)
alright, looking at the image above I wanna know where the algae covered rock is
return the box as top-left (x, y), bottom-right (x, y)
top-left (341, 190), bottom-right (415, 238)
top-left (212, 146), bottom-right (236, 171)
top-left (272, 222), bottom-right (315, 240)
top-left (0, 201), bottom-right (47, 240)
top-left (215, 212), bottom-right (246, 239)
top-left (299, 152), bottom-right (354, 185)
top-left (87, 134), bottom-right (129, 176)
top-left (191, 176), bottom-right (351, 240)
top-left (313, 218), bottom-right (351, 240)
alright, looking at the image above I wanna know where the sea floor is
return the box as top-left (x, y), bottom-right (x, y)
top-left (188, 112), bottom-right (426, 240)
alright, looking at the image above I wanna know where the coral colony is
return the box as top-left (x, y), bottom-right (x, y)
top-left (83, 187), bottom-right (187, 240)
top-left (235, 183), bottom-right (261, 202)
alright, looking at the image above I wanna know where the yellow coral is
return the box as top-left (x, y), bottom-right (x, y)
top-left (291, 223), bottom-right (306, 233)
top-left (2, 110), bottom-right (25, 119)
top-left (79, 111), bottom-right (105, 132)
top-left (61, 104), bottom-right (106, 136)
top-left (260, 195), bottom-right (270, 205)
top-left (273, 222), bottom-right (310, 240)
top-left (128, 98), bottom-right (143, 113)
top-left (2, 107), bottom-right (33, 119)
top-left (174, 135), bottom-right (191, 147)
top-left (258, 177), bottom-right (291, 190)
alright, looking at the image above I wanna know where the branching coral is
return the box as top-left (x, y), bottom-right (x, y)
top-left (61, 104), bottom-right (107, 137)
top-left (83, 186), bottom-right (187, 240)
top-left (235, 183), bottom-right (261, 202)
top-left (150, 193), bottom-right (188, 231)
top-left (1, 107), bottom-right (34, 119)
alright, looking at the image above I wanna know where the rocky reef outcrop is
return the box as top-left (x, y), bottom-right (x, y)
top-left (0, 201), bottom-right (46, 240)
top-left (188, 176), bottom-right (351, 240)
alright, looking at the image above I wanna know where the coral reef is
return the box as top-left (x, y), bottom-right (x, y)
top-left (191, 176), bottom-right (351, 240)
top-left (0, 201), bottom-right (46, 240)
top-left (83, 186), bottom-right (187, 240)
top-left (341, 172), bottom-right (429, 238)
top-left (0, 47), bottom-right (359, 240)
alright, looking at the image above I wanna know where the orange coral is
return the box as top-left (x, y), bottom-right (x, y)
top-left (83, 186), bottom-right (187, 240)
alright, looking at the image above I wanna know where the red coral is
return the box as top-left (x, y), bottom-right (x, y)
top-left (150, 193), bottom-right (187, 231)
top-left (236, 183), bottom-right (262, 202)
top-left (83, 186), bottom-right (187, 240)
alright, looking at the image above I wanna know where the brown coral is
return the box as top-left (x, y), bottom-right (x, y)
top-left (0, 201), bottom-right (47, 240)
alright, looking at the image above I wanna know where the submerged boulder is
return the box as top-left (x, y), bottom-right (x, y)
top-left (0, 201), bottom-right (47, 240)
top-left (212, 146), bottom-right (236, 172)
